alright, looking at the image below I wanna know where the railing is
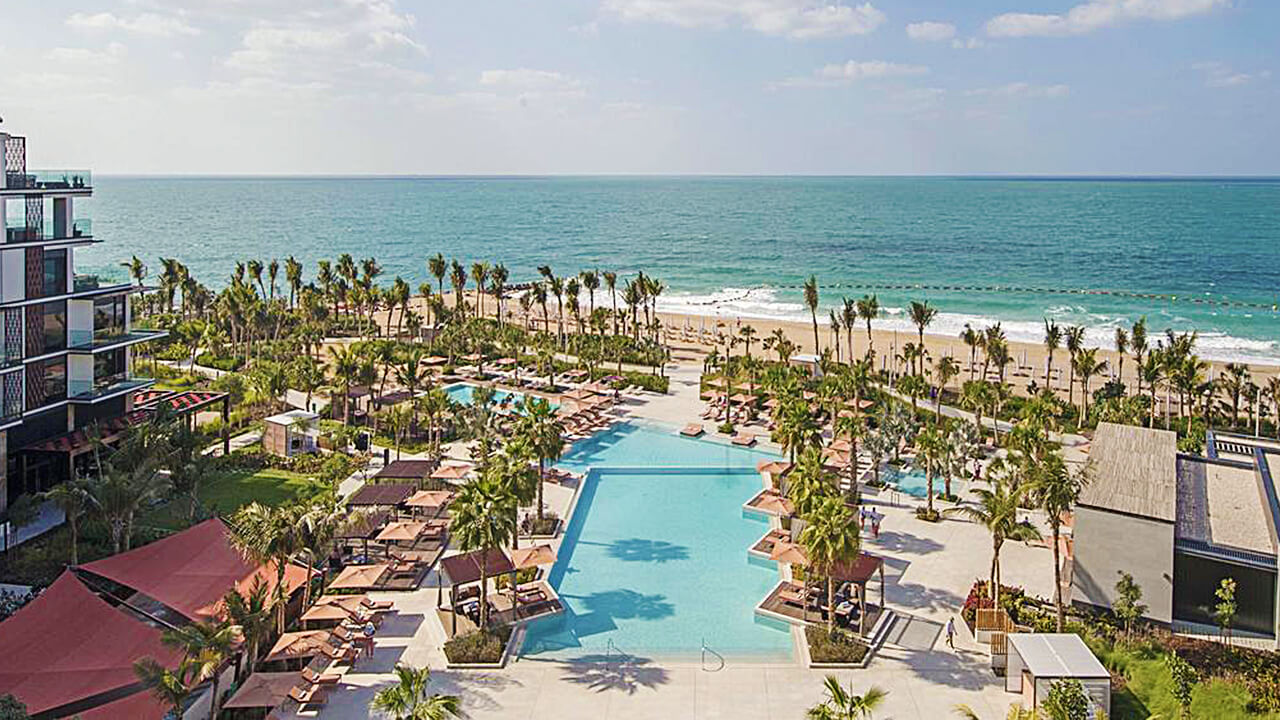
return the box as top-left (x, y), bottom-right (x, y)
top-left (73, 274), bottom-right (100, 292)
top-left (68, 373), bottom-right (152, 401)
top-left (701, 638), bottom-right (724, 672)
top-left (5, 218), bottom-right (91, 243)
top-left (4, 169), bottom-right (92, 191)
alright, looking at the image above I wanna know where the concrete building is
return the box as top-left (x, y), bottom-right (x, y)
top-left (1071, 423), bottom-right (1280, 645)
top-left (0, 130), bottom-right (164, 511)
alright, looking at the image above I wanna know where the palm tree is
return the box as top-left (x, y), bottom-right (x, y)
top-left (1114, 326), bottom-right (1130, 387)
top-left (134, 657), bottom-right (194, 719)
top-left (915, 426), bottom-right (946, 514)
top-left (121, 255), bottom-right (148, 287)
top-left (776, 401), bottom-right (820, 462)
top-left (1073, 348), bottom-right (1107, 420)
top-left (1064, 325), bottom-right (1085, 409)
top-left (960, 324), bottom-right (981, 381)
top-left (1030, 453), bottom-right (1090, 631)
top-left (907, 300), bottom-right (938, 374)
top-left (371, 664), bottom-right (461, 720)
top-left (788, 447), bottom-right (835, 518)
top-left (603, 271), bottom-right (619, 335)
top-left (329, 345), bottom-right (360, 425)
top-left (1131, 316), bottom-right (1149, 395)
top-left (162, 619), bottom-right (238, 720)
top-left (1043, 319), bottom-right (1062, 390)
top-left (739, 324), bottom-right (759, 359)
top-left (855, 294), bottom-right (879, 360)
top-left (228, 503), bottom-right (304, 632)
top-left (470, 262), bottom-right (490, 318)
top-left (944, 469), bottom-right (1041, 607)
top-left (1268, 375), bottom-right (1280, 439)
top-left (284, 256), bottom-right (303, 309)
top-left (799, 496), bottom-right (861, 634)
top-left (491, 263), bottom-right (509, 326)
top-left (934, 356), bottom-right (960, 419)
top-left (223, 578), bottom-right (274, 673)
top-left (40, 476), bottom-right (90, 564)
top-left (828, 309), bottom-right (842, 363)
top-left (517, 397), bottom-right (563, 522)
top-left (449, 476), bottom-right (517, 629)
top-left (807, 676), bottom-right (887, 720)
top-left (88, 461), bottom-right (169, 554)
top-left (1221, 362), bottom-right (1250, 427)
top-left (803, 275), bottom-right (821, 353)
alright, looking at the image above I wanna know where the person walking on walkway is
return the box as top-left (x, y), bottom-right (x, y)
top-left (945, 617), bottom-right (956, 649)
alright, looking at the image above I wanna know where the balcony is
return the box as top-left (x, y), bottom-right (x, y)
top-left (5, 218), bottom-right (93, 244)
top-left (68, 374), bottom-right (155, 403)
top-left (68, 328), bottom-right (168, 353)
top-left (2, 169), bottom-right (92, 193)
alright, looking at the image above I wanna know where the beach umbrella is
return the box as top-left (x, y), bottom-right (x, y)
top-left (495, 357), bottom-right (518, 366)
top-left (316, 595), bottom-right (370, 613)
top-left (730, 393), bottom-right (755, 405)
top-left (602, 375), bottom-right (623, 383)
top-left (329, 563), bottom-right (389, 591)
top-left (299, 603), bottom-right (355, 625)
top-left (266, 630), bottom-right (333, 661)
top-left (223, 672), bottom-right (303, 709)
top-left (755, 493), bottom-right (794, 516)
top-left (431, 463), bottom-right (473, 480)
top-left (829, 438), bottom-right (853, 452)
top-left (769, 541), bottom-right (809, 566)
top-left (562, 388), bottom-right (597, 401)
top-left (509, 544), bottom-right (557, 570)
top-left (463, 353), bottom-right (482, 362)
top-left (406, 489), bottom-right (453, 509)
top-left (422, 356), bottom-right (448, 366)
top-left (376, 521), bottom-right (427, 543)
top-left (756, 460), bottom-right (792, 476)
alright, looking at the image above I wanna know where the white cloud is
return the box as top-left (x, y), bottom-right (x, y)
top-left (772, 60), bottom-right (928, 88)
top-left (480, 68), bottom-right (582, 91)
top-left (67, 12), bottom-right (199, 38)
top-left (986, 0), bottom-right (1227, 37)
top-left (966, 82), bottom-right (1070, 98)
top-left (45, 43), bottom-right (128, 66)
top-left (602, 0), bottom-right (886, 39)
top-left (906, 21), bottom-right (955, 42)
top-left (1193, 61), bottom-right (1271, 87)
top-left (951, 37), bottom-right (985, 49)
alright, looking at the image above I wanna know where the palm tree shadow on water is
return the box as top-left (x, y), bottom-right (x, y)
top-left (577, 537), bottom-right (690, 563)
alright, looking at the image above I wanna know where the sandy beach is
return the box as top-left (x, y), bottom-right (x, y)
top-left (406, 291), bottom-right (1280, 400)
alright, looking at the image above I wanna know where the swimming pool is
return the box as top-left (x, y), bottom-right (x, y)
top-left (884, 465), bottom-right (933, 497)
top-left (443, 382), bottom-right (542, 409)
top-left (521, 424), bottom-right (793, 662)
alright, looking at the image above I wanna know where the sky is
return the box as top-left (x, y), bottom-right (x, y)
top-left (1, 0), bottom-right (1277, 175)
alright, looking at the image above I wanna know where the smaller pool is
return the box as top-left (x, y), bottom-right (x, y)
top-left (884, 465), bottom-right (931, 497)
top-left (444, 382), bottom-right (548, 410)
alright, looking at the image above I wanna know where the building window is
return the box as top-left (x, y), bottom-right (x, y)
top-left (42, 249), bottom-right (67, 297)
top-left (94, 348), bottom-right (126, 389)
top-left (30, 357), bottom-right (66, 405)
top-left (42, 301), bottom-right (66, 353)
top-left (93, 296), bottom-right (127, 340)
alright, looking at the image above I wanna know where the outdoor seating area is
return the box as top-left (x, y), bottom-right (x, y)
top-left (756, 551), bottom-right (887, 636)
top-left (744, 488), bottom-right (795, 517)
top-left (435, 546), bottom-right (565, 638)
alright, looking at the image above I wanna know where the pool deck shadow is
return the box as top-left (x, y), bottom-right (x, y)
top-left (558, 654), bottom-right (671, 694)
top-left (867, 528), bottom-right (945, 556)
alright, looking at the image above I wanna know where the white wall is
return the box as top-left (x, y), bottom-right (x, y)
top-left (68, 298), bottom-right (93, 341)
top-left (1072, 505), bottom-right (1175, 623)
top-left (0, 248), bottom-right (23, 303)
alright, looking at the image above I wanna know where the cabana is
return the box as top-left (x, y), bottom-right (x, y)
top-left (347, 483), bottom-right (416, 508)
top-left (263, 410), bottom-right (320, 457)
top-left (335, 509), bottom-right (389, 561)
top-left (437, 548), bottom-right (515, 636)
top-left (372, 459), bottom-right (439, 485)
top-left (1006, 634), bottom-right (1111, 716)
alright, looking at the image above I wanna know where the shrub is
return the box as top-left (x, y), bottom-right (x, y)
top-left (0, 590), bottom-right (32, 622)
top-left (444, 627), bottom-right (512, 664)
top-left (520, 511), bottom-right (559, 537)
top-left (195, 352), bottom-right (244, 372)
top-left (805, 626), bottom-right (869, 664)
top-left (717, 421), bottom-right (735, 435)
top-left (914, 507), bottom-right (941, 522)
top-left (618, 371), bottom-right (669, 394)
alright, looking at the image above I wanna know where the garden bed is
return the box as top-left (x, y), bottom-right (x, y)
top-left (804, 626), bottom-right (871, 667)
top-left (444, 626), bottom-right (516, 669)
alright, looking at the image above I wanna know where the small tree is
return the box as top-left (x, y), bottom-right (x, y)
top-left (1113, 571), bottom-right (1146, 638)
top-left (1166, 650), bottom-right (1196, 718)
top-left (1214, 577), bottom-right (1237, 646)
top-left (0, 694), bottom-right (28, 720)
top-left (1041, 678), bottom-right (1091, 720)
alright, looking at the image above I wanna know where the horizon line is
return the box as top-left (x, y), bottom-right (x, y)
top-left (92, 172), bottom-right (1280, 180)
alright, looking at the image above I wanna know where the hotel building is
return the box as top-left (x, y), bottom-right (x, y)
top-left (0, 129), bottom-right (165, 511)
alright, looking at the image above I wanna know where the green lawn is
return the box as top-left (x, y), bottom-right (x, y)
top-left (142, 467), bottom-right (312, 530)
top-left (1096, 642), bottom-right (1274, 720)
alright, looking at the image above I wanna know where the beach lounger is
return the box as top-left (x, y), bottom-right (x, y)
top-left (290, 684), bottom-right (329, 708)
top-left (778, 584), bottom-right (807, 607)
top-left (517, 587), bottom-right (548, 604)
top-left (731, 433), bottom-right (756, 447)
top-left (361, 597), bottom-right (393, 611)
top-left (681, 423), bottom-right (705, 438)
top-left (318, 641), bottom-right (358, 663)
top-left (302, 666), bottom-right (342, 685)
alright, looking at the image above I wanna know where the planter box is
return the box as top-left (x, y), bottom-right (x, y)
top-left (444, 627), bottom-right (522, 670)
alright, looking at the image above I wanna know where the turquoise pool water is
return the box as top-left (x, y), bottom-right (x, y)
top-left (521, 424), bottom-right (793, 661)
top-left (443, 382), bottom-right (539, 410)
top-left (885, 465), bottom-right (931, 497)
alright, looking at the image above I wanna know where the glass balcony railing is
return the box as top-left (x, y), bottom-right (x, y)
top-left (4, 170), bottom-right (92, 191)
top-left (73, 274), bottom-right (101, 293)
top-left (69, 374), bottom-right (153, 402)
top-left (4, 218), bottom-right (92, 243)
top-left (68, 328), bottom-right (167, 351)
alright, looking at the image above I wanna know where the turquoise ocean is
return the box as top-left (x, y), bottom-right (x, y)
top-left (74, 176), bottom-right (1280, 363)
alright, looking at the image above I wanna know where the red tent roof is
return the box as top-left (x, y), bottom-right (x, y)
top-left (0, 573), bottom-right (181, 716)
top-left (75, 690), bottom-right (169, 719)
top-left (80, 518), bottom-right (309, 621)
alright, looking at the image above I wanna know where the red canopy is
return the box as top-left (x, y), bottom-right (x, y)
top-left (80, 518), bottom-right (309, 621)
top-left (0, 573), bottom-right (181, 716)
top-left (75, 690), bottom-right (169, 719)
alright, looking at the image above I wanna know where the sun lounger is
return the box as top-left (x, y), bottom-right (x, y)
top-left (319, 641), bottom-right (358, 663)
top-left (361, 597), bottom-right (393, 611)
top-left (731, 433), bottom-right (756, 447)
top-left (518, 587), bottom-right (548, 604)
top-left (290, 684), bottom-right (329, 707)
top-left (778, 584), bottom-right (807, 607)
top-left (680, 423), bottom-right (705, 437)
top-left (302, 666), bottom-right (342, 685)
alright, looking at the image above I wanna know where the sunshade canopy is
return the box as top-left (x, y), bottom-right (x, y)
top-left (439, 548), bottom-right (515, 587)
top-left (376, 521), bottom-right (427, 542)
top-left (329, 563), bottom-right (390, 590)
top-left (300, 603), bottom-right (355, 623)
top-left (509, 544), bottom-right (557, 569)
top-left (374, 459), bottom-right (438, 480)
top-left (406, 489), bottom-right (453, 508)
top-left (266, 631), bottom-right (334, 662)
top-left (0, 573), bottom-right (182, 716)
top-left (769, 541), bottom-right (809, 565)
top-left (431, 464), bottom-right (472, 480)
top-left (347, 483), bottom-right (416, 506)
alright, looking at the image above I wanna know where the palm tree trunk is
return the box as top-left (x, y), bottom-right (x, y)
top-left (827, 575), bottom-right (835, 633)
top-left (1051, 523), bottom-right (1064, 632)
top-left (479, 566), bottom-right (489, 628)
